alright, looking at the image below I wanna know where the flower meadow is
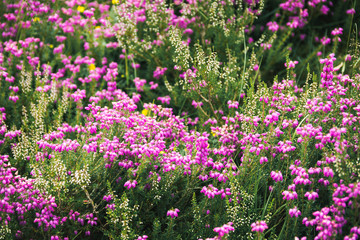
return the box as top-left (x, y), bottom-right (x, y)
top-left (0, 0), bottom-right (360, 239)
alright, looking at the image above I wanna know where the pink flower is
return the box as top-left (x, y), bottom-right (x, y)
top-left (157, 96), bottom-right (171, 105)
top-left (53, 44), bottom-right (64, 54)
top-left (323, 167), bottom-right (334, 178)
top-left (260, 43), bottom-right (272, 50)
top-left (259, 157), bottom-right (268, 164)
top-left (84, 42), bottom-right (89, 50)
top-left (131, 63), bottom-right (140, 69)
top-left (9, 95), bottom-right (19, 102)
top-left (213, 222), bottom-right (235, 237)
top-left (55, 36), bottom-right (66, 42)
top-left (251, 221), bottom-right (268, 233)
top-left (133, 77), bottom-right (147, 92)
top-left (346, 8), bottom-right (356, 15)
top-left (149, 81), bottom-right (158, 90)
top-left (285, 60), bottom-right (299, 69)
top-left (124, 180), bottom-right (137, 189)
top-left (227, 100), bottom-right (239, 109)
top-left (137, 236), bottom-right (148, 240)
top-left (305, 191), bottom-right (319, 201)
top-left (320, 37), bottom-right (331, 46)
top-left (270, 171), bottom-right (283, 182)
top-left (267, 21), bottom-right (279, 32)
top-left (320, 5), bottom-right (330, 15)
top-left (282, 190), bottom-right (298, 201)
top-left (331, 28), bottom-right (343, 36)
top-left (289, 206), bottom-right (301, 217)
top-left (192, 100), bottom-right (203, 108)
top-left (70, 89), bottom-right (86, 102)
top-left (167, 208), bottom-right (180, 218)
top-left (103, 195), bottom-right (112, 202)
top-left (201, 184), bottom-right (219, 199)
top-left (153, 67), bottom-right (167, 79)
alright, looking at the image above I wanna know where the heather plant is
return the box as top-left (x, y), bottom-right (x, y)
top-left (0, 0), bottom-right (360, 239)
top-left (109, 0), bottom-right (358, 120)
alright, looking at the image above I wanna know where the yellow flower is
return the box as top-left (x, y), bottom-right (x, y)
top-left (142, 109), bottom-right (149, 116)
top-left (121, 74), bottom-right (125, 78)
top-left (95, 26), bottom-right (101, 30)
top-left (77, 5), bottom-right (85, 13)
top-left (89, 64), bottom-right (96, 71)
top-left (49, 44), bottom-right (53, 48)
top-left (211, 130), bottom-right (217, 137)
top-left (112, 0), bottom-right (119, 4)
top-left (159, 151), bottom-right (165, 155)
top-left (32, 17), bottom-right (40, 22)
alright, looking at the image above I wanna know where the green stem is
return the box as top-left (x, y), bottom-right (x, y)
top-left (125, 52), bottom-right (129, 86)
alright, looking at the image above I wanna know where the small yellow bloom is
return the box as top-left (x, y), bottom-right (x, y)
top-left (89, 64), bottom-right (96, 71)
top-left (32, 17), bottom-right (40, 22)
top-left (112, 0), bottom-right (120, 4)
top-left (121, 74), bottom-right (125, 78)
top-left (211, 131), bottom-right (217, 137)
top-left (49, 44), bottom-right (53, 48)
top-left (160, 151), bottom-right (165, 155)
top-left (77, 5), bottom-right (85, 13)
top-left (142, 109), bottom-right (149, 116)
top-left (95, 26), bottom-right (101, 30)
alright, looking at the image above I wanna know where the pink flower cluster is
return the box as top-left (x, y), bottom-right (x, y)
top-left (213, 222), bottom-right (235, 237)
top-left (124, 180), bottom-right (137, 189)
top-left (0, 154), bottom-right (89, 237)
top-left (157, 95), bottom-right (171, 105)
top-left (153, 67), bottom-right (167, 79)
top-left (167, 208), bottom-right (180, 218)
top-left (251, 220), bottom-right (268, 233)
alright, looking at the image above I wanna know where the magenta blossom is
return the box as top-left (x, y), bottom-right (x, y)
top-left (270, 171), bottom-right (283, 182)
top-left (346, 8), bottom-right (355, 15)
top-left (167, 208), bottom-right (180, 218)
top-left (289, 206), bottom-right (301, 218)
top-left (285, 60), bottom-right (299, 69)
top-left (137, 235), bottom-right (148, 240)
top-left (251, 221), bottom-right (268, 233)
top-left (213, 222), bottom-right (235, 237)
top-left (267, 21), bottom-right (279, 32)
top-left (124, 180), bottom-right (137, 189)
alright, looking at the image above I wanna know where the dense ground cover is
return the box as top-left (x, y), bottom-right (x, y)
top-left (0, 0), bottom-right (360, 239)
